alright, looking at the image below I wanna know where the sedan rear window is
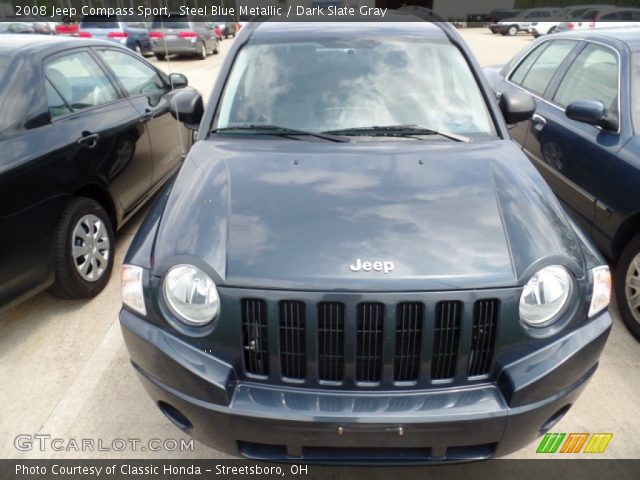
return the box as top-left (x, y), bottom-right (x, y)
top-left (151, 16), bottom-right (190, 29)
top-left (215, 38), bottom-right (495, 137)
top-left (80, 17), bottom-right (120, 29)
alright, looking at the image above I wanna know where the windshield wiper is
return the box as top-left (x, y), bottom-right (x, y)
top-left (323, 125), bottom-right (470, 142)
top-left (211, 124), bottom-right (350, 143)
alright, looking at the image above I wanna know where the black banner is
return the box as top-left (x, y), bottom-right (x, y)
top-left (3, 0), bottom-right (640, 22)
top-left (1, 460), bottom-right (640, 480)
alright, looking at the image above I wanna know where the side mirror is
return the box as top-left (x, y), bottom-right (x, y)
top-left (499, 91), bottom-right (536, 124)
top-left (169, 73), bottom-right (188, 90)
top-left (168, 89), bottom-right (204, 130)
top-left (566, 99), bottom-right (618, 132)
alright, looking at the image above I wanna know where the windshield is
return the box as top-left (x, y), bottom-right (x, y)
top-left (214, 38), bottom-right (495, 137)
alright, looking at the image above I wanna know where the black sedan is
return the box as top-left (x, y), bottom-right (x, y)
top-left (0, 35), bottom-right (203, 311)
top-left (120, 20), bottom-right (612, 462)
top-left (484, 28), bottom-right (640, 341)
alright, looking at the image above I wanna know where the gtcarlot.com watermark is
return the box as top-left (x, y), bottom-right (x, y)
top-left (14, 434), bottom-right (194, 453)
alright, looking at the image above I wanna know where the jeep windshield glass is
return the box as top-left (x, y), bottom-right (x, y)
top-left (214, 37), bottom-right (496, 138)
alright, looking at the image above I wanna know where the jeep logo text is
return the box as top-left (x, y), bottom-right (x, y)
top-left (349, 258), bottom-right (395, 274)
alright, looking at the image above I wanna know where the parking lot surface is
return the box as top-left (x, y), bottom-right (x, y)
top-left (1, 28), bottom-right (638, 460)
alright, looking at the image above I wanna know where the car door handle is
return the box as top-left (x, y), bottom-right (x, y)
top-left (532, 113), bottom-right (547, 131)
top-left (142, 110), bottom-right (160, 122)
top-left (77, 132), bottom-right (100, 148)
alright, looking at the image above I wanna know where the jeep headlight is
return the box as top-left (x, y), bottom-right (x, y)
top-left (520, 265), bottom-right (573, 327)
top-left (163, 264), bottom-right (220, 326)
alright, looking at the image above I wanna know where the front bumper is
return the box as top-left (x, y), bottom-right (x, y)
top-left (120, 309), bottom-right (611, 463)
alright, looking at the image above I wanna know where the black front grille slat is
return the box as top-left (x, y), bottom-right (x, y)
top-left (241, 299), bottom-right (269, 376)
top-left (355, 303), bottom-right (384, 383)
top-left (431, 301), bottom-right (461, 380)
top-left (394, 302), bottom-right (423, 382)
top-left (279, 301), bottom-right (306, 379)
top-left (468, 299), bottom-right (499, 377)
top-left (318, 302), bottom-right (345, 382)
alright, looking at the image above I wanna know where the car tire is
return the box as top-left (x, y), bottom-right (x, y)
top-left (615, 234), bottom-right (640, 341)
top-left (507, 26), bottom-right (518, 36)
top-left (155, 53), bottom-right (166, 61)
top-left (198, 42), bottom-right (207, 60)
top-left (49, 198), bottom-right (115, 300)
top-left (134, 43), bottom-right (142, 56)
top-left (213, 41), bottom-right (219, 54)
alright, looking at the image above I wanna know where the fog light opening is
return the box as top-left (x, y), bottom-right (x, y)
top-left (158, 401), bottom-right (193, 431)
top-left (540, 404), bottom-right (572, 434)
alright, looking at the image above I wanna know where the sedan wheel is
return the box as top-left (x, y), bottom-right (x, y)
top-left (508, 26), bottom-right (518, 36)
top-left (198, 42), bottom-right (207, 60)
top-left (615, 234), bottom-right (640, 341)
top-left (71, 214), bottom-right (110, 282)
top-left (50, 198), bottom-right (114, 299)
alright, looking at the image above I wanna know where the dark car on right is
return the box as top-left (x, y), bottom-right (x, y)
top-left (484, 28), bottom-right (640, 340)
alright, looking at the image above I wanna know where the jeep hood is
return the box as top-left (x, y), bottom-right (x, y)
top-left (152, 138), bottom-right (584, 291)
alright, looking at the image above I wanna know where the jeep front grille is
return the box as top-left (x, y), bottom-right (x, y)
top-left (238, 296), bottom-right (500, 387)
top-left (394, 302), bottom-right (423, 382)
top-left (431, 301), bottom-right (462, 380)
top-left (279, 301), bottom-right (306, 380)
top-left (317, 302), bottom-right (345, 382)
top-left (355, 303), bottom-right (385, 383)
top-left (468, 299), bottom-right (499, 377)
top-left (241, 298), bottom-right (269, 376)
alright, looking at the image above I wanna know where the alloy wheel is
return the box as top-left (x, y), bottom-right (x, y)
top-left (626, 252), bottom-right (640, 325)
top-left (71, 214), bottom-right (110, 282)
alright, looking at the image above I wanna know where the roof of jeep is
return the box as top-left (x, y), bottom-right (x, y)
top-left (250, 20), bottom-right (448, 41)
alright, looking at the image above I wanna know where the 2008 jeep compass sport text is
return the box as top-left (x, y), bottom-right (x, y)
top-left (120, 19), bottom-right (613, 463)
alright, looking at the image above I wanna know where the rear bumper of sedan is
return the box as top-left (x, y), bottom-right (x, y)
top-left (119, 309), bottom-right (611, 463)
top-left (152, 39), bottom-right (201, 56)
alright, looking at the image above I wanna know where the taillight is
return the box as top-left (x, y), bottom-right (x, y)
top-left (178, 31), bottom-right (197, 39)
top-left (55, 24), bottom-right (78, 34)
top-left (78, 31), bottom-right (92, 38)
top-left (107, 31), bottom-right (128, 39)
top-left (566, 22), bottom-right (575, 30)
top-left (149, 31), bottom-right (163, 39)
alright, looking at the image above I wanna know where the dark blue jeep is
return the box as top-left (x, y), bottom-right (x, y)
top-left (119, 20), bottom-right (612, 463)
